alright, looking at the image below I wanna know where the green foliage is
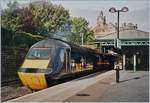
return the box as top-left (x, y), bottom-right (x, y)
top-left (27, 3), bottom-right (71, 37)
top-left (1, 1), bottom-right (94, 47)
top-left (68, 17), bottom-right (95, 45)
top-left (1, 1), bottom-right (71, 37)
top-left (1, 27), bottom-right (44, 47)
top-left (1, 3), bottom-right (21, 32)
top-left (13, 31), bottom-right (44, 47)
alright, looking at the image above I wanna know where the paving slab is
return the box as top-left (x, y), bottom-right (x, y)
top-left (65, 70), bottom-right (149, 102)
top-left (65, 73), bottom-right (115, 102)
top-left (99, 71), bottom-right (149, 102)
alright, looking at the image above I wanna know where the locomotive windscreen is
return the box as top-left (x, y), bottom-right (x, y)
top-left (21, 47), bottom-right (55, 69)
top-left (27, 48), bottom-right (54, 59)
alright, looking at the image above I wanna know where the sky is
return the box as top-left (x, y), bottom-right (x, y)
top-left (1, 0), bottom-right (149, 32)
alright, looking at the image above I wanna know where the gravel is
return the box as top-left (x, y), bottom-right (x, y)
top-left (1, 85), bottom-right (32, 102)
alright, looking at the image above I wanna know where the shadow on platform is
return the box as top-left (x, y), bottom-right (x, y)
top-left (119, 74), bottom-right (148, 83)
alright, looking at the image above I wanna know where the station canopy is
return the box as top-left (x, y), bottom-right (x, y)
top-left (95, 29), bottom-right (149, 46)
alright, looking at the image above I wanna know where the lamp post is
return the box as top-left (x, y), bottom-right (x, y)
top-left (109, 7), bottom-right (128, 83)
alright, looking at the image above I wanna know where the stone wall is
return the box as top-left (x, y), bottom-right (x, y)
top-left (1, 47), bottom-right (28, 82)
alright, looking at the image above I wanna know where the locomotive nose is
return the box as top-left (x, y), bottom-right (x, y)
top-left (18, 72), bottom-right (48, 90)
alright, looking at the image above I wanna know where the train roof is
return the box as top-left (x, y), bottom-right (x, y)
top-left (31, 38), bottom-right (116, 57)
top-left (31, 38), bottom-right (97, 53)
top-left (31, 38), bottom-right (70, 48)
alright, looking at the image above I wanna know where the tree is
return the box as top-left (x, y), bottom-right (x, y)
top-left (1, 1), bottom-right (71, 37)
top-left (68, 17), bottom-right (94, 45)
top-left (1, 1), bottom-right (94, 47)
top-left (13, 31), bottom-right (44, 47)
top-left (1, 1), bottom-right (21, 32)
top-left (32, 2), bottom-right (71, 37)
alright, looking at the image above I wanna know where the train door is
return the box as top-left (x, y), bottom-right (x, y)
top-left (71, 52), bottom-right (82, 72)
top-left (65, 48), bottom-right (71, 73)
top-left (85, 55), bottom-right (94, 70)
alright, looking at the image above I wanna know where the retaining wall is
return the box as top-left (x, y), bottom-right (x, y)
top-left (1, 47), bottom-right (28, 82)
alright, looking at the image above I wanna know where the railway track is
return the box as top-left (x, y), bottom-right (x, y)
top-left (1, 79), bottom-right (32, 102)
top-left (1, 79), bottom-right (22, 87)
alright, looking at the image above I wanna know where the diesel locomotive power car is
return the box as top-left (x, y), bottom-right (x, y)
top-left (18, 38), bottom-right (115, 90)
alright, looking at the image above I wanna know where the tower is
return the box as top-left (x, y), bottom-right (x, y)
top-left (96, 11), bottom-right (106, 25)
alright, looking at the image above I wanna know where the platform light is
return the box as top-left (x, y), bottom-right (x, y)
top-left (109, 7), bottom-right (129, 13)
top-left (109, 7), bottom-right (117, 13)
top-left (121, 7), bottom-right (129, 12)
top-left (109, 7), bottom-right (129, 41)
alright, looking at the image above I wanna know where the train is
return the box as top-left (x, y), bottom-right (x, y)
top-left (18, 38), bottom-right (116, 90)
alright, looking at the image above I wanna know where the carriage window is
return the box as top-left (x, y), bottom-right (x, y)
top-left (27, 48), bottom-right (53, 59)
top-left (59, 49), bottom-right (64, 62)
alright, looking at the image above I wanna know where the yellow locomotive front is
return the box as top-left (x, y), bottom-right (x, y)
top-left (18, 39), bottom-right (70, 90)
top-left (18, 47), bottom-right (53, 89)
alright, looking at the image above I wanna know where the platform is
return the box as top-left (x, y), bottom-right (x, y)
top-left (9, 70), bottom-right (149, 102)
top-left (66, 70), bottom-right (149, 102)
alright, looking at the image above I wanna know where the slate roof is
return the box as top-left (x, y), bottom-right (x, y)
top-left (95, 29), bottom-right (149, 40)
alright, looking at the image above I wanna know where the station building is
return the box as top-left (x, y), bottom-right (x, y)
top-left (93, 11), bottom-right (149, 70)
